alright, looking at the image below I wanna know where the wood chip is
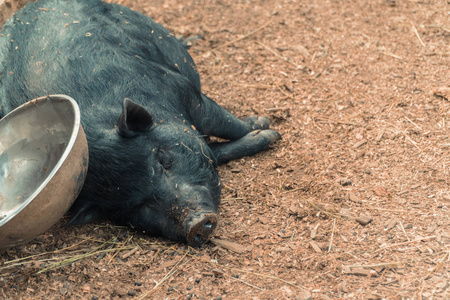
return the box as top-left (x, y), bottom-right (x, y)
top-left (356, 215), bottom-right (373, 226)
top-left (353, 139), bottom-right (368, 148)
top-left (210, 238), bottom-right (254, 253)
top-left (310, 223), bottom-right (320, 240)
top-left (309, 241), bottom-right (322, 253)
top-left (295, 290), bottom-right (313, 300)
top-left (294, 45), bottom-right (310, 58)
top-left (375, 128), bottom-right (385, 142)
top-left (120, 246), bottom-right (139, 260)
top-left (275, 247), bottom-right (289, 252)
top-left (373, 186), bottom-right (391, 198)
top-left (338, 281), bottom-right (349, 293)
top-left (368, 292), bottom-right (384, 299)
top-left (342, 267), bottom-right (377, 277)
top-left (289, 203), bottom-right (300, 215)
top-left (385, 219), bottom-right (397, 231)
top-left (211, 268), bottom-right (224, 278)
top-left (348, 191), bottom-right (362, 204)
top-left (432, 86), bottom-right (450, 100)
top-left (258, 216), bottom-right (270, 224)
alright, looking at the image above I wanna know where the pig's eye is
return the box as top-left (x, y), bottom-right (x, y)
top-left (157, 149), bottom-right (173, 170)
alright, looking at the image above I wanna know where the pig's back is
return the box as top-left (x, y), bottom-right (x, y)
top-left (0, 0), bottom-right (200, 115)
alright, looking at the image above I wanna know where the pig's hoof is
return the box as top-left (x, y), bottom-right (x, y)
top-left (243, 116), bottom-right (271, 130)
top-left (248, 129), bottom-right (282, 145)
top-left (187, 213), bottom-right (218, 247)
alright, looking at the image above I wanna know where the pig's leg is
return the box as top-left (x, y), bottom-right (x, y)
top-left (208, 129), bottom-right (281, 165)
top-left (190, 94), bottom-right (281, 165)
top-left (192, 94), bottom-right (276, 140)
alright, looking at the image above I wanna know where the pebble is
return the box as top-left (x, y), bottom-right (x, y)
top-left (341, 180), bottom-right (352, 186)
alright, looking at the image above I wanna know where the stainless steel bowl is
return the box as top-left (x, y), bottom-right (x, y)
top-left (0, 95), bottom-right (88, 250)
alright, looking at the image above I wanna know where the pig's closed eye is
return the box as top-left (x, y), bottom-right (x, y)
top-left (157, 149), bottom-right (173, 170)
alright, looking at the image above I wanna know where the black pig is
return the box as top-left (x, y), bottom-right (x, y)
top-left (0, 0), bottom-right (281, 246)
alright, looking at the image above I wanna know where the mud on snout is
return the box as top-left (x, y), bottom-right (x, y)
top-left (185, 212), bottom-right (217, 247)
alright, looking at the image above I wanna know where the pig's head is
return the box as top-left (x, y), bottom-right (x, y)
top-left (68, 98), bottom-right (221, 246)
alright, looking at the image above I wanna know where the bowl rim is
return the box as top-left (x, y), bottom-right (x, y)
top-left (0, 94), bottom-right (81, 227)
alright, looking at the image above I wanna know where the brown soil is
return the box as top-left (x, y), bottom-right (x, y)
top-left (1, 0), bottom-right (449, 299)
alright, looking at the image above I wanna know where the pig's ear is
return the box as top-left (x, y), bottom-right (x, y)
top-left (118, 98), bottom-right (153, 137)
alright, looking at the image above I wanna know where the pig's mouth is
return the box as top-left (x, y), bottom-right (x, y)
top-left (186, 213), bottom-right (217, 247)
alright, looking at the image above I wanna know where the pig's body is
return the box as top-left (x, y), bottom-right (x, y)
top-left (0, 0), bottom-right (280, 246)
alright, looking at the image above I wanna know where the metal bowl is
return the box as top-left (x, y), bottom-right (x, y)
top-left (0, 95), bottom-right (88, 250)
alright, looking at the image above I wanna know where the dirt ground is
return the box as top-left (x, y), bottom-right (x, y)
top-left (1, 0), bottom-right (449, 299)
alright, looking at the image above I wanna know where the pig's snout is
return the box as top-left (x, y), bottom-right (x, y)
top-left (186, 213), bottom-right (217, 247)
